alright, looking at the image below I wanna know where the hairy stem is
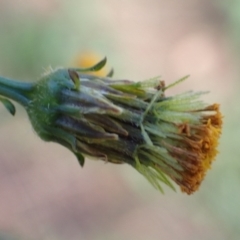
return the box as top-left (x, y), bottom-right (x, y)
top-left (0, 76), bottom-right (34, 106)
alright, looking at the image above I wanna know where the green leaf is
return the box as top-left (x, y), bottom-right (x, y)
top-left (0, 97), bottom-right (16, 115)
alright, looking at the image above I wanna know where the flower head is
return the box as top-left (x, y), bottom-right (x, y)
top-left (0, 58), bottom-right (222, 194)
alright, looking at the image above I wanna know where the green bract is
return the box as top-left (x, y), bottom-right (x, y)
top-left (0, 58), bottom-right (222, 194)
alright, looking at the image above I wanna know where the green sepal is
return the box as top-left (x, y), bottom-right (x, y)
top-left (43, 126), bottom-right (85, 166)
top-left (163, 75), bottom-right (189, 91)
top-left (56, 105), bottom-right (81, 117)
top-left (70, 57), bottom-right (107, 72)
top-left (44, 126), bottom-right (77, 152)
top-left (110, 83), bottom-right (146, 98)
top-left (0, 97), bottom-right (16, 115)
top-left (106, 68), bottom-right (114, 77)
top-left (68, 69), bottom-right (80, 91)
top-left (74, 152), bottom-right (85, 167)
top-left (134, 154), bottom-right (176, 193)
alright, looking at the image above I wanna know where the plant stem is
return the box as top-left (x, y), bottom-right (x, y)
top-left (0, 76), bottom-right (34, 107)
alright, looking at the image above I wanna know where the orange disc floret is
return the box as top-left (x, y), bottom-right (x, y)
top-left (161, 103), bottom-right (223, 194)
top-left (180, 104), bottom-right (222, 194)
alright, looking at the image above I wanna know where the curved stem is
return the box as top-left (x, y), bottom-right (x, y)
top-left (0, 86), bottom-right (29, 106)
top-left (0, 76), bottom-right (35, 107)
top-left (0, 76), bottom-right (34, 91)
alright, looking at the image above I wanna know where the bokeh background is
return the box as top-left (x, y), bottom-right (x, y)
top-left (0, 0), bottom-right (239, 239)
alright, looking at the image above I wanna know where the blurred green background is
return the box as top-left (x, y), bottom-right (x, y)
top-left (0, 0), bottom-right (239, 240)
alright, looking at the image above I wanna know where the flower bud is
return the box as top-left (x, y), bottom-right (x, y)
top-left (0, 58), bottom-right (222, 194)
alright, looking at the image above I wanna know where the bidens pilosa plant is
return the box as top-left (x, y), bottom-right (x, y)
top-left (0, 58), bottom-right (222, 194)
